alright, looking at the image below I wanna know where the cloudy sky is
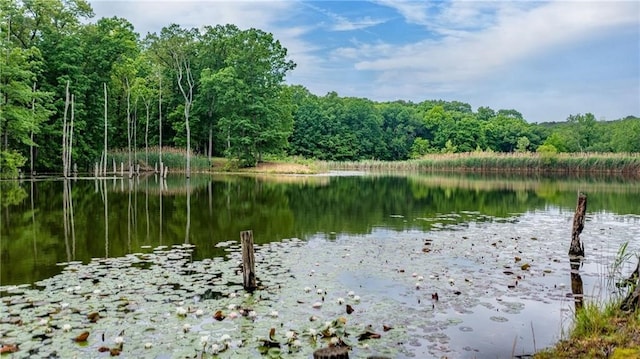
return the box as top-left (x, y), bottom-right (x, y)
top-left (88, 0), bottom-right (639, 123)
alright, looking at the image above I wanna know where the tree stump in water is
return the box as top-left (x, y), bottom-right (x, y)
top-left (313, 346), bottom-right (349, 359)
top-left (240, 230), bottom-right (257, 291)
top-left (568, 193), bottom-right (587, 257)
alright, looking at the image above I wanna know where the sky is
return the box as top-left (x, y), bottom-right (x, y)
top-left (88, 0), bottom-right (640, 123)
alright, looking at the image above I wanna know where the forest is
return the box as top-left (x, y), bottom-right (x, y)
top-left (1, 0), bottom-right (639, 178)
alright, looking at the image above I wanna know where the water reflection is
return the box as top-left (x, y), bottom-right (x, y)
top-left (570, 260), bottom-right (584, 311)
top-left (1, 172), bottom-right (640, 286)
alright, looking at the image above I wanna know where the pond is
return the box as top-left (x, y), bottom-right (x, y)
top-left (1, 172), bottom-right (639, 358)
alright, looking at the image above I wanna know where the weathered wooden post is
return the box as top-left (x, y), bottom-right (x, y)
top-left (313, 347), bottom-right (349, 359)
top-left (240, 230), bottom-right (257, 291)
top-left (568, 192), bottom-right (587, 257)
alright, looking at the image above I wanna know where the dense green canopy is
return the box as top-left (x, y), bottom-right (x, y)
top-left (1, 0), bottom-right (638, 177)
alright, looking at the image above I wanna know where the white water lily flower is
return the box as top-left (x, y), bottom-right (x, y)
top-left (211, 343), bottom-right (221, 353)
top-left (195, 309), bottom-right (204, 316)
top-left (353, 295), bottom-right (361, 302)
top-left (312, 302), bottom-right (322, 308)
top-left (248, 310), bottom-right (257, 318)
top-left (229, 292), bottom-right (237, 298)
top-left (308, 328), bottom-right (317, 336)
top-left (316, 289), bottom-right (323, 295)
top-left (144, 342), bottom-right (153, 349)
top-left (347, 291), bottom-right (355, 297)
top-left (176, 306), bottom-right (187, 316)
top-left (269, 310), bottom-right (278, 318)
top-left (418, 275), bottom-right (424, 281)
top-left (330, 336), bottom-right (339, 344)
top-left (39, 318), bottom-right (48, 326)
top-left (92, 289), bottom-right (101, 294)
top-left (182, 323), bottom-right (191, 332)
top-left (62, 324), bottom-right (72, 332)
top-left (227, 304), bottom-right (236, 310)
top-left (285, 331), bottom-right (295, 340)
top-left (304, 286), bottom-right (312, 293)
top-left (200, 335), bottom-right (209, 345)
top-left (412, 272), bottom-right (418, 277)
top-left (337, 297), bottom-right (345, 304)
top-left (114, 336), bottom-right (124, 344)
top-left (220, 334), bottom-right (231, 342)
top-left (292, 339), bottom-right (302, 347)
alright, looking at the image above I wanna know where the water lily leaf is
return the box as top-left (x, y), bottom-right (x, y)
top-left (346, 304), bottom-right (355, 315)
top-left (0, 344), bottom-right (19, 354)
top-left (357, 329), bottom-right (381, 341)
top-left (214, 310), bottom-right (225, 321)
top-left (74, 331), bottom-right (90, 342)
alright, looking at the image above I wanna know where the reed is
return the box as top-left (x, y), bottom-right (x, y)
top-left (316, 152), bottom-right (640, 175)
top-left (108, 147), bottom-right (211, 173)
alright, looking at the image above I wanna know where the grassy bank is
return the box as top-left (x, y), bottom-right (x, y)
top-left (534, 301), bottom-right (640, 359)
top-left (317, 152), bottom-right (640, 175)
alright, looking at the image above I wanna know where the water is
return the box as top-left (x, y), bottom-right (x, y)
top-left (1, 172), bottom-right (639, 358)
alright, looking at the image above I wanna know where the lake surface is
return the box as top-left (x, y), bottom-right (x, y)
top-left (1, 172), bottom-right (639, 358)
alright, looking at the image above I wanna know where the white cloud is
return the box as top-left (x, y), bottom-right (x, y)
top-left (373, 0), bottom-right (430, 26)
top-left (332, 16), bottom-right (387, 31)
top-left (303, 2), bottom-right (388, 32)
top-left (355, 1), bottom-right (639, 83)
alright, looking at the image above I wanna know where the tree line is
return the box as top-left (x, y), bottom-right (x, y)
top-left (1, 0), bottom-right (638, 177)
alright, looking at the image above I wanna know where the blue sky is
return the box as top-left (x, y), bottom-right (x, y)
top-left (89, 0), bottom-right (639, 123)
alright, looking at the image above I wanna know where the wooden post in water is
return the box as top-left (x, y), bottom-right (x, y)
top-left (240, 230), bottom-right (257, 291)
top-left (313, 347), bottom-right (349, 359)
top-left (569, 193), bottom-right (586, 257)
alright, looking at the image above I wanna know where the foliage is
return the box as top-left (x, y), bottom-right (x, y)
top-left (0, 0), bottom-right (638, 175)
top-left (0, 149), bottom-right (27, 178)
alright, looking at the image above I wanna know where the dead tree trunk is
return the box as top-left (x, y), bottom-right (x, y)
top-left (313, 347), bottom-right (349, 359)
top-left (569, 193), bottom-right (587, 257)
top-left (620, 259), bottom-right (640, 312)
top-left (240, 230), bottom-right (257, 291)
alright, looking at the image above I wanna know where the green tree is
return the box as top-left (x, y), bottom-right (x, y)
top-left (378, 101), bottom-right (421, 160)
top-left (567, 113), bottom-right (599, 152)
top-left (198, 27), bottom-right (295, 166)
top-left (609, 117), bottom-right (640, 152)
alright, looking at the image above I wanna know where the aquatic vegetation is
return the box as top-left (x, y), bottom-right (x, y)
top-left (1, 211), bottom-right (638, 358)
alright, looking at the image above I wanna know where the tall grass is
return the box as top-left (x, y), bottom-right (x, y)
top-left (317, 152), bottom-right (640, 175)
top-left (108, 147), bottom-right (211, 173)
